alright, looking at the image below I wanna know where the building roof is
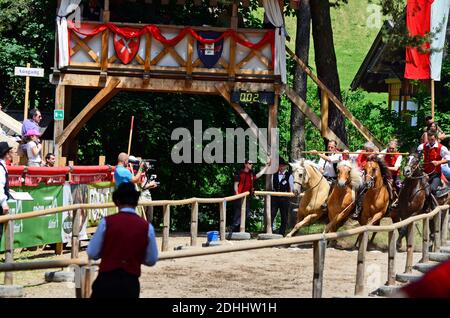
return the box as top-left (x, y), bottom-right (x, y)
top-left (351, 21), bottom-right (405, 93)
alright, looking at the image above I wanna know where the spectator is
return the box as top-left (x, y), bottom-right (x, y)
top-left (44, 153), bottom-right (56, 167)
top-left (114, 152), bottom-right (145, 188)
top-left (87, 182), bottom-right (158, 298)
top-left (229, 158), bottom-right (271, 232)
top-left (21, 109), bottom-right (42, 137)
top-left (25, 129), bottom-right (42, 167)
top-left (271, 157), bottom-right (294, 236)
top-left (0, 142), bottom-right (12, 244)
top-left (421, 115), bottom-right (446, 144)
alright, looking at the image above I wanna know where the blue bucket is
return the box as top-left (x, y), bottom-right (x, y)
top-left (207, 231), bottom-right (219, 242)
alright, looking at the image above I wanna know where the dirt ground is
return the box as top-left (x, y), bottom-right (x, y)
top-left (1, 233), bottom-right (425, 298)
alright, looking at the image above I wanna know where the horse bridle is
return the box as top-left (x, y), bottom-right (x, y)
top-left (294, 166), bottom-right (326, 195)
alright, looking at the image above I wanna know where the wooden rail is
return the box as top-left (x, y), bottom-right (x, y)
top-left (0, 191), bottom-right (448, 298)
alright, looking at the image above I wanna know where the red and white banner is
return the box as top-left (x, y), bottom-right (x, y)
top-left (405, 0), bottom-right (450, 81)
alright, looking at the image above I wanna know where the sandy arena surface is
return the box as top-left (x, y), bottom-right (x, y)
top-left (1, 234), bottom-right (425, 298)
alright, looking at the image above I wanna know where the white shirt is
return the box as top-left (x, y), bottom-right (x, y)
top-left (318, 153), bottom-right (342, 178)
top-left (0, 159), bottom-right (9, 209)
top-left (380, 148), bottom-right (402, 169)
top-left (273, 170), bottom-right (294, 192)
top-left (417, 143), bottom-right (450, 160)
top-left (26, 141), bottom-right (42, 164)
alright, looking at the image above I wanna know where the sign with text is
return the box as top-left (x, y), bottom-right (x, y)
top-left (14, 67), bottom-right (45, 78)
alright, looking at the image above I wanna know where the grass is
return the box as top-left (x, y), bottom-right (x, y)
top-left (256, 0), bottom-right (389, 104)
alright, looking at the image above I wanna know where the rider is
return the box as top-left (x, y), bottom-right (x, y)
top-left (310, 140), bottom-right (342, 184)
top-left (417, 129), bottom-right (450, 198)
top-left (380, 140), bottom-right (403, 199)
top-left (347, 142), bottom-right (378, 220)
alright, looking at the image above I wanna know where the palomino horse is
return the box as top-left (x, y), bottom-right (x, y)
top-left (286, 159), bottom-right (330, 238)
top-left (396, 153), bottom-right (431, 250)
top-left (325, 160), bottom-right (363, 233)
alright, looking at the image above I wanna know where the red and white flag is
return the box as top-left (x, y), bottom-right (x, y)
top-left (405, 0), bottom-right (450, 81)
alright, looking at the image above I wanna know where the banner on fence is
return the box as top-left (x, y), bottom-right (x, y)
top-left (0, 184), bottom-right (63, 251)
top-left (87, 182), bottom-right (116, 227)
top-left (61, 183), bottom-right (88, 244)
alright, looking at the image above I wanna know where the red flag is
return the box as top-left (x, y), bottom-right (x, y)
top-left (405, 0), bottom-right (434, 80)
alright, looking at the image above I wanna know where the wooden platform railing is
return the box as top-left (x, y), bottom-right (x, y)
top-left (67, 22), bottom-right (275, 81)
top-left (0, 194), bottom-right (448, 298)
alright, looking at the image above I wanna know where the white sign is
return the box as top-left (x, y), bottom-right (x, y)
top-left (205, 43), bottom-right (215, 56)
top-left (14, 67), bottom-right (45, 78)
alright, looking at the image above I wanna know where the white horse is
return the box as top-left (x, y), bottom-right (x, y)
top-left (286, 159), bottom-right (330, 238)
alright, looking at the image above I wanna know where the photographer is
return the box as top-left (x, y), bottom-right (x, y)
top-left (114, 153), bottom-right (146, 188)
top-left (129, 156), bottom-right (159, 223)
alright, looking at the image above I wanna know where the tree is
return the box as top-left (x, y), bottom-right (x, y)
top-left (310, 0), bottom-right (348, 145)
top-left (290, 0), bottom-right (311, 160)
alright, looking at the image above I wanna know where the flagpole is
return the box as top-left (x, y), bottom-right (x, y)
top-left (431, 79), bottom-right (435, 122)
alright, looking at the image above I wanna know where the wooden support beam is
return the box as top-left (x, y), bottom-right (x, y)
top-left (265, 195), bottom-right (272, 234)
top-left (54, 85), bottom-right (66, 159)
top-left (312, 240), bottom-right (326, 298)
top-left (240, 196), bottom-right (247, 233)
top-left (4, 220), bottom-right (14, 285)
top-left (421, 218), bottom-right (430, 263)
top-left (190, 202), bottom-right (198, 247)
top-left (56, 79), bottom-right (120, 148)
top-left (387, 230), bottom-right (397, 286)
top-left (286, 46), bottom-right (382, 149)
top-left (101, 30), bottom-right (109, 72)
top-left (72, 33), bottom-right (99, 62)
top-left (219, 201), bottom-right (226, 241)
top-left (186, 34), bottom-right (194, 78)
top-left (320, 90), bottom-right (329, 140)
top-left (285, 87), bottom-right (347, 149)
top-left (162, 205), bottom-right (170, 252)
top-left (355, 231), bottom-right (368, 296)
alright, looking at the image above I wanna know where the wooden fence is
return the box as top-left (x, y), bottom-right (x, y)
top-left (0, 191), bottom-right (448, 298)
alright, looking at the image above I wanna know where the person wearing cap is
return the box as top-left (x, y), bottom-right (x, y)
top-left (271, 157), bottom-right (294, 236)
top-left (114, 153), bottom-right (146, 189)
top-left (25, 129), bottom-right (42, 167)
top-left (0, 142), bottom-right (12, 243)
top-left (230, 158), bottom-right (271, 232)
top-left (87, 182), bottom-right (158, 298)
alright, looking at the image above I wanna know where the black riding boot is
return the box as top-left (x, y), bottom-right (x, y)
top-left (350, 187), bottom-right (364, 220)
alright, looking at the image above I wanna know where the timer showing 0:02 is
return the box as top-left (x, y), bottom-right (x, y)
top-left (239, 92), bottom-right (260, 103)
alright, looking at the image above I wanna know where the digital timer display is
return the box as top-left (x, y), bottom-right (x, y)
top-left (231, 91), bottom-right (275, 105)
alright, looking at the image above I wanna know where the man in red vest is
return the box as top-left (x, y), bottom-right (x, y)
top-left (87, 182), bottom-right (158, 298)
top-left (417, 129), bottom-right (450, 198)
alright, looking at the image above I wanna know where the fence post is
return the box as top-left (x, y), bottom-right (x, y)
top-left (441, 207), bottom-right (448, 246)
top-left (405, 223), bottom-right (415, 273)
top-left (190, 201), bottom-right (198, 247)
top-left (162, 205), bottom-right (170, 252)
top-left (240, 195), bottom-right (247, 233)
top-left (387, 230), bottom-right (397, 286)
top-left (312, 240), bottom-right (326, 298)
top-left (355, 231), bottom-right (368, 296)
top-left (80, 265), bottom-right (93, 299)
top-left (71, 208), bottom-right (81, 259)
top-left (4, 220), bottom-right (14, 285)
top-left (422, 217), bottom-right (430, 263)
top-left (265, 195), bottom-right (272, 234)
top-left (219, 201), bottom-right (226, 241)
top-left (433, 210), bottom-right (441, 252)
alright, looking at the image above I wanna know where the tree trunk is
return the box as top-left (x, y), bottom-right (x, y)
top-left (290, 0), bottom-right (311, 160)
top-left (310, 0), bottom-right (348, 145)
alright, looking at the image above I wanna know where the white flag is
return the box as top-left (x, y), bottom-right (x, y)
top-left (430, 0), bottom-right (450, 81)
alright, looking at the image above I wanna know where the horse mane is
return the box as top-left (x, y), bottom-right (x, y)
top-left (337, 160), bottom-right (363, 190)
top-left (366, 156), bottom-right (391, 185)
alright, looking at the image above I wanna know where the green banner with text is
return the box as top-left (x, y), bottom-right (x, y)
top-left (0, 184), bottom-right (63, 251)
